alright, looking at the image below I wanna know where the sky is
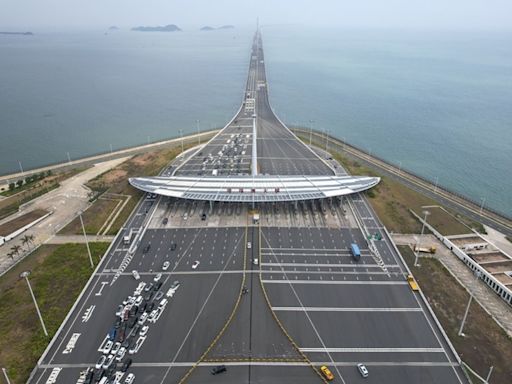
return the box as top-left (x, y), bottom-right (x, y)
top-left (1, 0), bottom-right (512, 30)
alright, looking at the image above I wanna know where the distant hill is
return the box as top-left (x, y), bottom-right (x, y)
top-left (200, 25), bottom-right (235, 31)
top-left (0, 31), bottom-right (33, 36)
top-left (132, 24), bottom-right (181, 32)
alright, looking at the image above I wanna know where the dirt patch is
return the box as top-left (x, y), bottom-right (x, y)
top-left (0, 209), bottom-right (48, 236)
top-left (400, 245), bottom-right (512, 383)
top-left (58, 198), bottom-right (120, 235)
top-left (100, 169), bottom-right (128, 185)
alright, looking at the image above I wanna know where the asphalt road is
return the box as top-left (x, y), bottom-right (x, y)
top-left (28, 30), bottom-right (468, 384)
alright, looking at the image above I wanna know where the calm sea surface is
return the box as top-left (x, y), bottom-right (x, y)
top-left (0, 27), bottom-right (511, 216)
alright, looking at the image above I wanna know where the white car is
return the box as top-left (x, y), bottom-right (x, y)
top-left (138, 312), bottom-right (148, 325)
top-left (140, 325), bottom-right (149, 336)
top-left (103, 354), bottom-right (116, 369)
top-left (95, 355), bottom-right (106, 369)
top-left (103, 340), bottom-right (113, 354)
top-left (247, 242), bottom-right (252, 249)
top-left (116, 347), bottom-right (127, 361)
top-left (135, 295), bottom-right (143, 306)
top-left (357, 363), bottom-right (369, 378)
top-left (154, 273), bottom-right (162, 282)
top-left (125, 373), bottom-right (135, 384)
top-left (111, 342), bottom-right (121, 356)
top-left (132, 270), bottom-right (140, 280)
top-left (192, 260), bottom-right (200, 269)
top-left (162, 261), bottom-right (170, 271)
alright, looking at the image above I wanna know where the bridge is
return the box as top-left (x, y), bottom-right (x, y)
top-left (29, 30), bottom-right (468, 384)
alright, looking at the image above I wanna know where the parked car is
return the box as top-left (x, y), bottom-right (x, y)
top-left (121, 358), bottom-right (132, 373)
top-left (211, 365), bottom-right (227, 375)
top-left (192, 260), bottom-right (200, 269)
top-left (162, 261), bottom-right (170, 270)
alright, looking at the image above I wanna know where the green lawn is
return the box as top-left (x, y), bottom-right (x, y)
top-left (0, 242), bottom-right (109, 383)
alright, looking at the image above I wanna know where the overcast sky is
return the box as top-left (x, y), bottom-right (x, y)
top-left (2, 0), bottom-right (512, 30)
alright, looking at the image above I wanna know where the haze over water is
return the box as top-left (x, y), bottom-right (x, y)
top-left (0, 26), bottom-right (510, 216)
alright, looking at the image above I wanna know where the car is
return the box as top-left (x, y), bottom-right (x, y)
top-left (138, 312), bottom-right (148, 325)
top-left (95, 355), bottom-right (107, 370)
top-left (162, 217), bottom-right (168, 225)
top-left (201, 213), bottom-right (207, 221)
top-left (116, 347), bottom-right (127, 361)
top-left (154, 291), bottom-right (164, 301)
top-left (183, 213), bottom-right (188, 220)
top-left (320, 365), bottom-right (334, 381)
top-left (192, 260), bottom-right (200, 269)
top-left (108, 327), bottom-right (117, 341)
top-left (357, 363), bottom-right (369, 378)
top-left (153, 273), bottom-right (162, 282)
top-left (142, 244), bottom-right (151, 254)
top-left (170, 242), bottom-right (177, 251)
top-left (125, 373), bottom-right (135, 384)
top-left (115, 305), bottom-right (124, 317)
top-left (162, 261), bottom-right (170, 271)
top-left (127, 317), bottom-right (138, 328)
top-left (144, 283), bottom-right (154, 292)
top-left (111, 342), bottom-right (121, 356)
top-left (253, 258), bottom-right (259, 265)
top-left (154, 281), bottom-right (163, 290)
top-left (158, 298), bottom-right (168, 308)
top-left (103, 354), bottom-right (115, 369)
top-left (103, 340), bottom-right (113, 354)
top-left (121, 358), bottom-right (132, 373)
top-left (131, 270), bottom-right (140, 280)
top-left (147, 302), bottom-right (155, 312)
top-left (135, 295), bottom-right (143, 306)
top-left (140, 325), bottom-right (149, 336)
top-left (247, 242), bottom-right (252, 249)
top-left (211, 365), bottom-right (227, 375)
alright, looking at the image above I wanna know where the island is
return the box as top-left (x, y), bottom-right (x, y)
top-left (131, 24), bottom-right (181, 32)
top-left (108, 26), bottom-right (119, 31)
top-left (0, 31), bottom-right (34, 36)
top-left (200, 25), bottom-right (235, 31)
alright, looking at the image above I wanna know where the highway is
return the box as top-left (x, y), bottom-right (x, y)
top-left (29, 30), bottom-right (468, 384)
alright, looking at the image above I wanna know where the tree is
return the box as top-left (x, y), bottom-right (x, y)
top-left (16, 180), bottom-right (23, 188)
top-left (9, 183), bottom-right (15, 191)
top-left (7, 252), bottom-right (14, 261)
top-left (21, 235), bottom-right (31, 249)
top-left (10, 244), bottom-right (21, 255)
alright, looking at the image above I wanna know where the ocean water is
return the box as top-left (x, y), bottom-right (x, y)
top-left (0, 27), bottom-right (511, 216)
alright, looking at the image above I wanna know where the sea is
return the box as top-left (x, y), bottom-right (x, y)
top-left (0, 26), bottom-right (511, 216)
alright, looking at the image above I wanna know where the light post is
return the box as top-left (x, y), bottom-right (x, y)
top-left (485, 366), bottom-right (494, 383)
top-left (18, 160), bottom-right (24, 175)
top-left (414, 210), bottom-right (430, 267)
top-left (66, 152), bottom-right (71, 164)
top-left (179, 130), bottom-right (184, 155)
top-left (325, 129), bottom-right (329, 152)
top-left (109, 144), bottom-right (113, 154)
top-left (196, 119), bottom-right (201, 145)
top-left (309, 119), bottom-right (314, 145)
top-left (2, 368), bottom-right (12, 384)
top-left (434, 176), bottom-right (439, 193)
top-left (479, 197), bottom-right (486, 215)
top-left (458, 270), bottom-right (481, 336)
top-left (79, 212), bottom-right (94, 268)
top-left (398, 161), bottom-right (402, 175)
top-left (20, 271), bottom-right (48, 337)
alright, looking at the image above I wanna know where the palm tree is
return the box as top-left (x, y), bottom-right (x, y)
top-left (28, 234), bottom-right (35, 244)
top-left (21, 235), bottom-right (30, 249)
top-left (10, 244), bottom-right (22, 255)
top-left (7, 252), bottom-right (14, 261)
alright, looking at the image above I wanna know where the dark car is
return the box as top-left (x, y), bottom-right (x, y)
top-left (170, 242), bottom-right (177, 251)
top-left (201, 213), bottom-right (207, 221)
top-left (121, 358), bottom-right (133, 373)
top-left (143, 244), bottom-right (151, 254)
top-left (211, 365), bottom-right (227, 375)
top-left (147, 302), bottom-right (155, 312)
top-left (127, 317), bottom-right (138, 328)
top-left (162, 217), bottom-right (168, 225)
top-left (154, 281), bottom-right (163, 290)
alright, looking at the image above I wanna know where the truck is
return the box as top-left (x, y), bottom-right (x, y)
top-left (212, 169), bottom-right (218, 176)
top-left (123, 228), bottom-right (137, 245)
top-left (413, 245), bottom-right (436, 254)
top-left (407, 274), bottom-right (419, 291)
top-left (350, 243), bottom-right (361, 261)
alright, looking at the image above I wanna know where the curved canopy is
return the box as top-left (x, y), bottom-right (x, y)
top-left (129, 175), bottom-right (380, 202)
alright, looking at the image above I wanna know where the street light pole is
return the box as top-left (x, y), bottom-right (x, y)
top-left (309, 120), bottom-right (314, 145)
top-left (479, 197), bottom-right (486, 215)
top-left (179, 130), bottom-right (184, 156)
top-left (66, 152), bottom-right (71, 164)
top-left (414, 210), bottom-right (430, 266)
top-left (485, 366), bottom-right (494, 383)
top-left (458, 271), bottom-right (481, 336)
top-left (434, 176), bottom-right (439, 193)
top-left (325, 129), bottom-right (329, 152)
top-left (18, 160), bottom-right (24, 175)
top-left (20, 271), bottom-right (48, 337)
top-left (196, 119), bottom-right (200, 145)
top-left (79, 212), bottom-right (94, 268)
top-left (2, 368), bottom-right (12, 384)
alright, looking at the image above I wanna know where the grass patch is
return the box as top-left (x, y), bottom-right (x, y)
top-left (328, 150), bottom-right (473, 236)
top-left (58, 198), bottom-right (121, 235)
top-left (506, 236), bottom-right (512, 244)
top-left (399, 245), bottom-right (512, 383)
top-left (0, 242), bottom-right (109, 383)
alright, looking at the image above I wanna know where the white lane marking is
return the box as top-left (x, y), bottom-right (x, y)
top-left (81, 305), bottom-right (95, 322)
top-left (300, 347), bottom-right (445, 353)
top-left (95, 281), bottom-right (109, 296)
top-left (62, 333), bottom-right (81, 354)
top-left (272, 307), bottom-right (422, 312)
top-left (45, 367), bottom-right (62, 383)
